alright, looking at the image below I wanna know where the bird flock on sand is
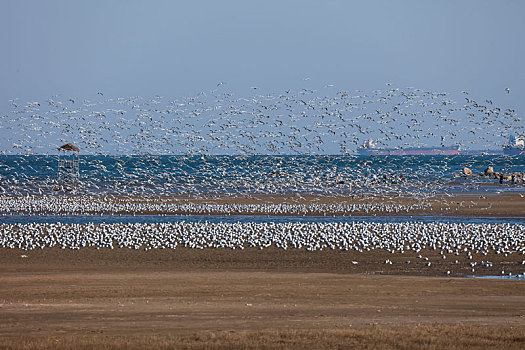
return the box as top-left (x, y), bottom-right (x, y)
top-left (0, 194), bottom-right (432, 216)
top-left (1, 221), bottom-right (524, 276)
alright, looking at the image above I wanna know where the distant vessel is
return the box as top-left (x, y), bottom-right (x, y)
top-left (357, 140), bottom-right (460, 156)
top-left (459, 149), bottom-right (503, 156)
top-left (503, 135), bottom-right (525, 156)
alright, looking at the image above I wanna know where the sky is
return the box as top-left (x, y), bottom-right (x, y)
top-left (1, 0), bottom-right (524, 154)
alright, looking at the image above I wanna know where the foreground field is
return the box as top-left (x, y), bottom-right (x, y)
top-left (1, 326), bottom-right (524, 349)
top-left (0, 251), bottom-right (524, 349)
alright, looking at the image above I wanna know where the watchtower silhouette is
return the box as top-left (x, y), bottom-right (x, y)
top-left (57, 143), bottom-right (80, 186)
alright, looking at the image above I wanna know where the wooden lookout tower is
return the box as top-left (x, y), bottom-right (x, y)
top-left (57, 143), bottom-right (80, 185)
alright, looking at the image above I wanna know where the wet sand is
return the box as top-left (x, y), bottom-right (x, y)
top-left (2, 246), bottom-right (525, 277)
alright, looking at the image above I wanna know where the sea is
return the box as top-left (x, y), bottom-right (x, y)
top-left (0, 154), bottom-right (524, 196)
top-left (0, 154), bottom-right (523, 226)
top-left (2, 214), bottom-right (524, 226)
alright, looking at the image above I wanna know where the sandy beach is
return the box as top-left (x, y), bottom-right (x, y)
top-left (1, 247), bottom-right (524, 349)
top-left (1, 193), bottom-right (524, 348)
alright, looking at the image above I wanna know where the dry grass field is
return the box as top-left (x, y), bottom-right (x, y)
top-left (1, 250), bottom-right (524, 349)
top-left (1, 326), bottom-right (524, 349)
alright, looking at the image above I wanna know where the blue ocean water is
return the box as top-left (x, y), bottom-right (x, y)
top-left (0, 155), bottom-right (523, 195)
top-left (1, 214), bottom-right (523, 225)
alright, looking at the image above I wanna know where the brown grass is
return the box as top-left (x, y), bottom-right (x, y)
top-left (1, 325), bottom-right (524, 350)
top-left (1, 270), bottom-right (524, 349)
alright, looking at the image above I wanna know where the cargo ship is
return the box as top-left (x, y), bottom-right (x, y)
top-left (356, 140), bottom-right (460, 156)
top-left (503, 135), bottom-right (525, 156)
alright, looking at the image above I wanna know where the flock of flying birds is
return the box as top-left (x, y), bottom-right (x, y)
top-left (1, 83), bottom-right (521, 156)
top-left (0, 83), bottom-right (522, 199)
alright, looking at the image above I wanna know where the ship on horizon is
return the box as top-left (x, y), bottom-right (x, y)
top-left (356, 140), bottom-right (461, 156)
top-left (503, 135), bottom-right (525, 156)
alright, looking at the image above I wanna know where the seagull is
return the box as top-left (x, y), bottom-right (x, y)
top-left (505, 87), bottom-right (510, 93)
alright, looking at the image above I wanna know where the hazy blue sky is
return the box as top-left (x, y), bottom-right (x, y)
top-left (1, 0), bottom-right (524, 153)
top-left (2, 1), bottom-right (524, 100)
